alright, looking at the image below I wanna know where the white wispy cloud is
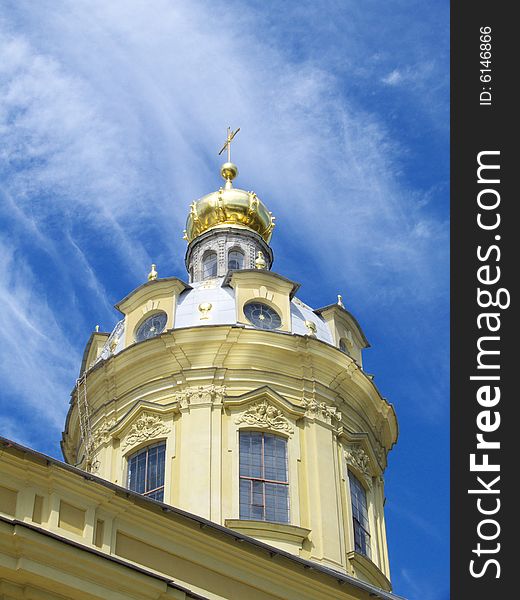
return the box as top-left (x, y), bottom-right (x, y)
top-left (0, 4), bottom-right (448, 596)
top-left (0, 0), bottom-right (448, 444)
top-left (382, 69), bottom-right (404, 85)
top-left (0, 240), bottom-right (80, 438)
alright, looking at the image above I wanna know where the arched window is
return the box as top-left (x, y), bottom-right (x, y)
top-left (127, 442), bottom-right (166, 501)
top-left (239, 431), bottom-right (289, 523)
top-left (348, 471), bottom-right (371, 558)
top-left (202, 251), bottom-right (217, 279)
top-left (228, 249), bottom-right (244, 271)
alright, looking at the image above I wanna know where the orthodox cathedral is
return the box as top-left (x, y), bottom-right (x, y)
top-left (0, 132), bottom-right (401, 600)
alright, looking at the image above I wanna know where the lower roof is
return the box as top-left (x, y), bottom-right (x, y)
top-left (0, 436), bottom-right (405, 600)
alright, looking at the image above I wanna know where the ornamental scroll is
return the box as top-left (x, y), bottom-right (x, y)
top-left (235, 400), bottom-right (293, 434)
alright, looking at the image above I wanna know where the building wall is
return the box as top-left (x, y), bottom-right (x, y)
top-left (185, 227), bottom-right (273, 282)
top-left (0, 441), bottom-right (400, 600)
top-left (62, 325), bottom-right (396, 590)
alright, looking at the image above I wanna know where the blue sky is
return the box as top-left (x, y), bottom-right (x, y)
top-left (0, 1), bottom-right (449, 598)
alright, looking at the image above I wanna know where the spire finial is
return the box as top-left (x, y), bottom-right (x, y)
top-left (148, 264), bottom-right (158, 281)
top-left (218, 126), bottom-right (240, 163)
top-left (337, 294), bottom-right (344, 308)
top-left (219, 127), bottom-right (240, 189)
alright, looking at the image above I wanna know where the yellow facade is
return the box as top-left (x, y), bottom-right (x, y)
top-left (0, 157), bottom-right (401, 600)
top-left (1, 438), bottom-right (398, 599)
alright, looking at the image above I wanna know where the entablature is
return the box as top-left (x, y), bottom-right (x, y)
top-left (64, 326), bottom-right (398, 467)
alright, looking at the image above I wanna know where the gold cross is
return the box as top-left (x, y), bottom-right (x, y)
top-left (218, 126), bottom-right (240, 162)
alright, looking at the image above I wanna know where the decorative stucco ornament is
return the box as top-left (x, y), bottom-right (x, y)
top-left (302, 398), bottom-right (341, 424)
top-left (235, 400), bottom-right (293, 434)
top-left (175, 385), bottom-right (227, 410)
top-left (87, 453), bottom-right (101, 474)
top-left (198, 302), bottom-right (213, 320)
top-left (122, 413), bottom-right (170, 451)
top-left (92, 417), bottom-right (117, 448)
top-left (345, 445), bottom-right (373, 488)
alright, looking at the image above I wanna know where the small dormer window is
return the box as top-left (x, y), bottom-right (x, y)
top-left (228, 249), bottom-right (244, 271)
top-left (202, 251), bottom-right (218, 279)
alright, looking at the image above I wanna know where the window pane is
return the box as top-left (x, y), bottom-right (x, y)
top-left (349, 471), bottom-right (371, 558)
top-left (202, 252), bottom-right (217, 279)
top-left (128, 456), bottom-right (137, 491)
top-left (147, 489), bottom-right (164, 502)
top-left (147, 446), bottom-right (158, 491)
top-left (265, 483), bottom-right (289, 523)
top-left (228, 250), bottom-right (244, 271)
top-left (252, 480), bottom-right (264, 507)
top-left (127, 442), bottom-right (166, 501)
top-left (251, 504), bottom-right (264, 520)
top-left (135, 452), bottom-right (147, 493)
top-left (239, 431), bottom-right (289, 523)
top-left (157, 444), bottom-right (165, 486)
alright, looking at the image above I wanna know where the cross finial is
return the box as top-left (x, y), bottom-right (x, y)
top-left (218, 126), bottom-right (240, 162)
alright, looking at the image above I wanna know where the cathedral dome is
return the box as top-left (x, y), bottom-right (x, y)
top-left (184, 162), bottom-right (275, 243)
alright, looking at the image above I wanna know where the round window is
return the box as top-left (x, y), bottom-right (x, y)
top-left (243, 302), bottom-right (282, 330)
top-left (135, 312), bottom-right (168, 342)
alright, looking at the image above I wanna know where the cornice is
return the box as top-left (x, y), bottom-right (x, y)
top-left (347, 550), bottom-right (392, 593)
top-left (314, 304), bottom-right (370, 348)
top-left (115, 277), bottom-right (190, 314)
top-left (224, 269), bottom-right (300, 299)
top-left (62, 326), bottom-right (398, 464)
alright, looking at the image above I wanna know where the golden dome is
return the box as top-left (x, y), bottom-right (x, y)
top-left (184, 162), bottom-right (275, 244)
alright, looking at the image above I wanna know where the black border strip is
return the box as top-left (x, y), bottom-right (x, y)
top-left (451, 2), bottom-right (515, 596)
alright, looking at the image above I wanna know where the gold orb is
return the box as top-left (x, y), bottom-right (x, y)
top-left (220, 162), bottom-right (238, 181)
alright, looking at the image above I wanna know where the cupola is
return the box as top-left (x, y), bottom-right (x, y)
top-left (184, 128), bottom-right (275, 282)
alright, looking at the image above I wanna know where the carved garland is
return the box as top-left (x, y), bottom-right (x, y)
top-left (345, 445), bottom-right (373, 489)
top-left (235, 400), bottom-right (293, 434)
top-left (122, 412), bottom-right (170, 451)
